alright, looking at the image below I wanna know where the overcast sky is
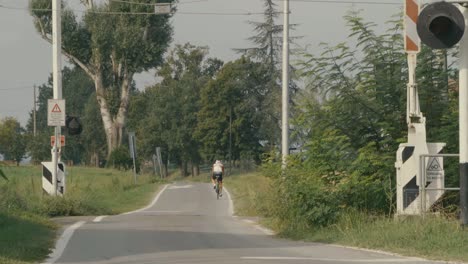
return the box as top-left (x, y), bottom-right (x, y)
top-left (0, 0), bottom-right (402, 126)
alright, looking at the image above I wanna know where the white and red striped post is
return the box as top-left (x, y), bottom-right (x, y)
top-left (404, 0), bottom-right (421, 122)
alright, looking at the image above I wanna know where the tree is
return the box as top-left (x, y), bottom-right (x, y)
top-left (196, 57), bottom-right (270, 163)
top-left (291, 10), bottom-right (457, 213)
top-left (80, 94), bottom-right (107, 166)
top-left (132, 43), bottom-right (222, 176)
top-left (0, 118), bottom-right (27, 166)
top-left (26, 66), bottom-right (95, 164)
top-left (30, 0), bottom-right (175, 158)
top-left (235, 0), bottom-right (300, 150)
top-left (235, 0), bottom-right (283, 70)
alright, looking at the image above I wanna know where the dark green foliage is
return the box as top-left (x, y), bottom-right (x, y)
top-left (0, 169), bottom-right (7, 181)
top-left (26, 67), bottom-right (95, 164)
top-left (0, 118), bottom-right (27, 165)
top-left (196, 57), bottom-right (270, 162)
top-left (131, 43), bottom-right (218, 176)
top-left (263, 157), bottom-right (341, 230)
top-left (264, 10), bottom-right (459, 232)
top-left (30, 0), bottom-right (175, 156)
top-left (108, 146), bottom-right (133, 171)
top-left (81, 94), bottom-right (107, 166)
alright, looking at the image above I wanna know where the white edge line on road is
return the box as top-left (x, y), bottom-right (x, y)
top-left (240, 257), bottom-right (426, 262)
top-left (241, 219), bottom-right (275, 236)
top-left (121, 184), bottom-right (169, 215)
top-left (42, 221), bottom-right (86, 264)
top-left (42, 184), bottom-right (170, 264)
top-left (224, 186), bottom-right (275, 236)
top-left (223, 186), bottom-right (235, 216)
top-left (327, 244), bottom-right (463, 264)
top-left (131, 210), bottom-right (182, 214)
top-left (93, 216), bottom-right (107, 222)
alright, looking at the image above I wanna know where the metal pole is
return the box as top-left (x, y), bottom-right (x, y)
top-left (419, 155), bottom-right (424, 214)
top-left (52, 0), bottom-right (62, 196)
top-left (33, 85), bottom-right (37, 137)
top-left (229, 108), bottom-right (232, 176)
top-left (281, 0), bottom-right (290, 168)
top-left (459, 4), bottom-right (468, 226)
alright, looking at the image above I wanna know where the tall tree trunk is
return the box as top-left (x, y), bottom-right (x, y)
top-left (179, 163), bottom-right (184, 177)
top-left (94, 70), bottom-right (132, 159)
top-left (190, 160), bottom-right (194, 177)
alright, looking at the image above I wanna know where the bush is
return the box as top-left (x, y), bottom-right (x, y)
top-left (265, 160), bottom-right (341, 232)
top-left (108, 146), bottom-right (134, 171)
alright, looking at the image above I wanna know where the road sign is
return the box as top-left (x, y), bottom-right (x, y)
top-left (426, 157), bottom-right (444, 181)
top-left (51, 135), bottom-right (65, 147)
top-left (155, 3), bottom-right (171, 14)
top-left (47, 99), bottom-right (66, 126)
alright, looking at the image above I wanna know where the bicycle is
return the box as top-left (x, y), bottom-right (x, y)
top-left (214, 175), bottom-right (222, 200)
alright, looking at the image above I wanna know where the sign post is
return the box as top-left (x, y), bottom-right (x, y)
top-left (128, 132), bottom-right (137, 184)
top-left (47, 99), bottom-right (65, 196)
top-left (45, 0), bottom-right (64, 196)
top-left (156, 147), bottom-right (163, 178)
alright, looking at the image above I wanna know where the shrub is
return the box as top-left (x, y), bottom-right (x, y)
top-left (108, 146), bottom-right (133, 170)
top-left (267, 162), bottom-right (341, 232)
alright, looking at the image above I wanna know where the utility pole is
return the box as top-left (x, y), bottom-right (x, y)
top-left (51, 0), bottom-right (62, 196)
top-left (229, 107), bottom-right (232, 175)
top-left (416, 0), bottom-right (468, 224)
top-left (281, 0), bottom-right (289, 168)
top-left (33, 85), bottom-right (37, 137)
top-left (459, 4), bottom-right (468, 225)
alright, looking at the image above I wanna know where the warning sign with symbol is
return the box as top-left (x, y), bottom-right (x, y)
top-left (426, 157), bottom-right (444, 182)
top-left (47, 99), bottom-right (66, 126)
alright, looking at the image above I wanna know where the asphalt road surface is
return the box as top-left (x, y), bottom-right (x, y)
top-left (45, 183), bottom-right (448, 264)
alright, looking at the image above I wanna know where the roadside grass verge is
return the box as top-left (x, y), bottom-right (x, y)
top-left (223, 172), bottom-right (274, 217)
top-left (226, 172), bottom-right (468, 263)
top-left (0, 165), bottom-right (163, 263)
top-left (0, 212), bottom-right (56, 264)
top-left (307, 212), bottom-right (468, 262)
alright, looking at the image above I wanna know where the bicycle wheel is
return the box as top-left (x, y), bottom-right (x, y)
top-left (215, 180), bottom-right (220, 200)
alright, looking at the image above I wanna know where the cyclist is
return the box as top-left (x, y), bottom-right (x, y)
top-left (211, 160), bottom-right (224, 196)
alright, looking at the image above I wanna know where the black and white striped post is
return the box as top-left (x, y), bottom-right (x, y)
top-left (42, 161), bottom-right (65, 195)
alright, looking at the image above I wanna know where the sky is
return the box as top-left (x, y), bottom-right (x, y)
top-left (0, 0), bottom-right (403, 126)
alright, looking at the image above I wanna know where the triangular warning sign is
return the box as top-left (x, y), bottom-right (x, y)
top-left (51, 104), bottom-right (62, 113)
top-left (427, 158), bottom-right (442, 172)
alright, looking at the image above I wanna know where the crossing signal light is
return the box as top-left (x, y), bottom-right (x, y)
top-left (65, 116), bottom-right (83, 135)
top-left (417, 2), bottom-right (465, 49)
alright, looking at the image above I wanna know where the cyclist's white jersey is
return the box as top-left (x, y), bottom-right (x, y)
top-left (213, 163), bottom-right (223, 173)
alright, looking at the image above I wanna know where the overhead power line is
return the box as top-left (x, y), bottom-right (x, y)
top-left (112, 0), bottom-right (401, 5)
top-left (0, 4), bottom-right (269, 16)
top-left (109, 0), bottom-right (211, 5)
top-left (0, 0), bottom-right (404, 15)
top-left (275, 0), bottom-right (400, 5)
top-left (0, 86), bottom-right (34, 91)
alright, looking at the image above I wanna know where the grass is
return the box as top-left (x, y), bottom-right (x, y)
top-left (308, 212), bottom-right (468, 262)
top-left (0, 165), bottom-right (163, 264)
top-left (0, 212), bottom-right (56, 264)
top-left (226, 172), bottom-right (468, 263)
top-left (223, 172), bottom-right (274, 217)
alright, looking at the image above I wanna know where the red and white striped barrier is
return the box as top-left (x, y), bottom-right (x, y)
top-left (405, 0), bottom-right (420, 53)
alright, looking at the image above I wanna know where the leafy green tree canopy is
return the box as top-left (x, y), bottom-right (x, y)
top-left (30, 0), bottom-right (175, 158)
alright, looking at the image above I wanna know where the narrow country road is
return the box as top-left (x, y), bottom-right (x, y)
top-left (45, 183), bottom-right (445, 264)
